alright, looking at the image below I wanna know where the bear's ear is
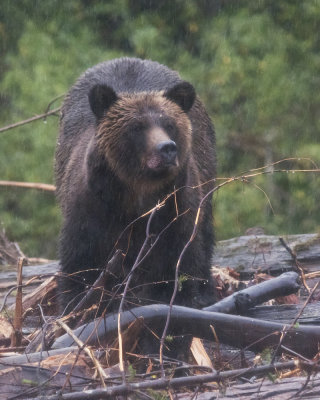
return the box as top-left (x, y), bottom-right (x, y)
top-left (89, 84), bottom-right (118, 120)
top-left (164, 81), bottom-right (196, 113)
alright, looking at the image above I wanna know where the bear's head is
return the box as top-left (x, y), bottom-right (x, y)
top-left (88, 82), bottom-right (195, 192)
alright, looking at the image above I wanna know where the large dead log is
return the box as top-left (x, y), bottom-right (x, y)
top-left (212, 233), bottom-right (320, 278)
top-left (247, 302), bottom-right (320, 324)
top-left (52, 304), bottom-right (320, 358)
top-left (1, 233), bottom-right (319, 308)
top-left (25, 271), bottom-right (301, 354)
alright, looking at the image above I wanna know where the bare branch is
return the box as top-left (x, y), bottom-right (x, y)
top-left (0, 107), bottom-right (60, 134)
top-left (72, 250), bottom-right (123, 315)
top-left (0, 180), bottom-right (56, 191)
top-left (117, 206), bottom-right (158, 380)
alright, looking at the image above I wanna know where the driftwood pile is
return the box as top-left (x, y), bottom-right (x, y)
top-left (0, 233), bottom-right (319, 399)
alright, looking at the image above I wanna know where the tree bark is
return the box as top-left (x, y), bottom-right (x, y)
top-left (52, 304), bottom-right (320, 358)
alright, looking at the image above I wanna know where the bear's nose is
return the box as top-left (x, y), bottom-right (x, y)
top-left (156, 140), bottom-right (177, 165)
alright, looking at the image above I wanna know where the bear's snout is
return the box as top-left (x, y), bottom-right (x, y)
top-left (145, 127), bottom-right (179, 172)
top-left (146, 140), bottom-right (179, 171)
top-left (156, 140), bottom-right (177, 166)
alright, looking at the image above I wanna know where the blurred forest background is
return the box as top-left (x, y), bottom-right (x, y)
top-left (0, 0), bottom-right (319, 259)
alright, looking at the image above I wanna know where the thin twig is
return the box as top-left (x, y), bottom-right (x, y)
top-left (45, 94), bottom-right (65, 114)
top-left (73, 250), bottom-right (123, 316)
top-left (0, 107), bottom-right (60, 134)
top-left (279, 237), bottom-right (310, 292)
top-left (114, 204), bottom-right (190, 380)
top-left (117, 206), bottom-right (158, 381)
top-left (0, 274), bottom-right (52, 314)
top-left (271, 279), bottom-right (320, 364)
top-left (157, 163), bottom-right (320, 373)
top-left (280, 345), bottom-right (311, 362)
top-left (0, 286), bottom-right (19, 313)
top-left (159, 179), bottom-right (226, 375)
top-left (255, 279), bottom-right (320, 397)
top-left (55, 319), bottom-right (107, 388)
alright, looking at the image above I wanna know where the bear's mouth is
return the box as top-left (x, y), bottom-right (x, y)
top-left (146, 154), bottom-right (179, 171)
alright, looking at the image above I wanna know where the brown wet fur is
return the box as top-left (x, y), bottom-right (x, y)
top-left (55, 58), bottom-right (216, 357)
top-left (96, 93), bottom-right (192, 196)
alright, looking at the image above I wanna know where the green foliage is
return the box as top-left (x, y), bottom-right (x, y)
top-left (146, 389), bottom-right (170, 400)
top-left (127, 364), bottom-right (136, 381)
top-left (0, 1), bottom-right (319, 256)
top-left (260, 347), bottom-right (273, 364)
top-left (178, 274), bottom-right (188, 292)
top-left (165, 335), bottom-right (174, 343)
top-left (0, 4), bottom-right (123, 257)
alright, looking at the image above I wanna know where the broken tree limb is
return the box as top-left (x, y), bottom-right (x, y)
top-left (52, 304), bottom-right (320, 358)
top-left (204, 271), bottom-right (300, 314)
top-left (0, 346), bottom-right (79, 369)
top-left (11, 257), bottom-right (26, 347)
top-left (72, 250), bottom-right (123, 315)
top-left (55, 319), bottom-right (107, 387)
top-left (17, 275), bottom-right (57, 315)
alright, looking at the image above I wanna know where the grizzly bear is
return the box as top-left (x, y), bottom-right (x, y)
top-left (55, 58), bottom-right (216, 319)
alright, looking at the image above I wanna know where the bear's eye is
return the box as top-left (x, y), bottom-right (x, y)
top-left (129, 121), bottom-right (143, 135)
top-left (163, 121), bottom-right (176, 135)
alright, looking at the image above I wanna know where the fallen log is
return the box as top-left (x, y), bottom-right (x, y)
top-left (52, 304), bottom-right (320, 358)
top-left (212, 233), bottom-right (320, 278)
top-left (247, 302), bottom-right (320, 324)
top-left (204, 271), bottom-right (300, 314)
top-left (1, 233), bottom-right (319, 309)
top-left (25, 270), bottom-right (302, 354)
